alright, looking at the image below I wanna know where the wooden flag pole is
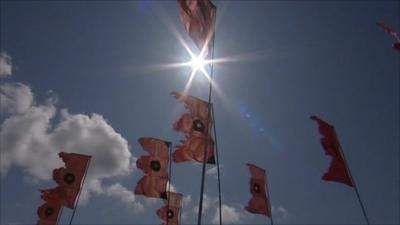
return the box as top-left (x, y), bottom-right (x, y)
top-left (334, 130), bottom-right (370, 225)
top-left (264, 172), bottom-right (274, 225)
top-left (68, 157), bottom-right (91, 225)
top-left (197, 8), bottom-right (217, 225)
top-left (167, 141), bottom-right (173, 225)
top-left (211, 103), bottom-right (223, 225)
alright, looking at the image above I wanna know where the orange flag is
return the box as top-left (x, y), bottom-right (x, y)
top-left (53, 152), bottom-right (91, 208)
top-left (157, 192), bottom-right (183, 225)
top-left (177, 0), bottom-right (216, 57)
top-left (171, 92), bottom-right (215, 164)
top-left (134, 175), bottom-right (168, 199)
top-left (245, 163), bottom-right (271, 217)
top-left (37, 201), bottom-right (62, 225)
top-left (311, 116), bottom-right (354, 187)
top-left (136, 137), bottom-right (170, 178)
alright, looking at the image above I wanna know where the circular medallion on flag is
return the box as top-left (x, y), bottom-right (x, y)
top-left (167, 209), bottom-right (174, 219)
top-left (150, 160), bottom-right (161, 172)
top-left (253, 183), bottom-right (260, 193)
top-left (192, 119), bottom-right (205, 132)
top-left (64, 173), bottom-right (76, 184)
top-left (45, 207), bottom-right (54, 217)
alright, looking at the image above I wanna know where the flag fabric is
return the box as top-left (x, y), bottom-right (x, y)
top-left (137, 137), bottom-right (170, 178)
top-left (376, 22), bottom-right (400, 51)
top-left (311, 116), bottom-right (354, 187)
top-left (157, 192), bottom-right (183, 225)
top-left (37, 201), bottom-right (62, 225)
top-left (177, 0), bottom-right (216, 57)
top-left (134, 175), bottom-right (169, 199)
top-left (245, 163), bottom-right (271, 217)
top-left (171, 92), bottom-right (215, 164)
top-left (53, 152), bottom-right (91, 208)
top-left (40, 187), bottom-right (65, 205)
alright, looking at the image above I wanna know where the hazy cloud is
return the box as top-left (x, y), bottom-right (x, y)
top-left (0, 83), bottom-right (34, 115)
top-left (0, 52), bottom-right (12, 78)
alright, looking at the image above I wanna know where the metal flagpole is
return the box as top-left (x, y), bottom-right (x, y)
top-left (68, 157), bottom-right (91, 225)
top-left (211, 103), bottom-right (222, 225)
top-left (197, 7), bottom-right (217, 225)
top-left (334, 130), bottom-right (370, 225)
top-left (167, 141), bottom-right (173, 225)
top-left (264, 172), bottom-right (274, 225)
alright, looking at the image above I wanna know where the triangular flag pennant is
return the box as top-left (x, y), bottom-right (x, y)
top-left (177, 0), bottom-right (216, 57)
top-left (172, 92), bottom-right (215, 164)
top-left (52, 152), bottom-right (91, 209)
top-left (245, 163), bottom-right (271, 217)
top-left (157, 192), bottom-right (183, 225)
top-left (311, 116), bottom-right (354, 187)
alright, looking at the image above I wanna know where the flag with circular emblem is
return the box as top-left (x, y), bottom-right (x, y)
top-left (310, 116), bottom-right (354, 187)
top-left (134, 175), bottom-right (169, 199)
top-left (37, 201), bottom-right (62, 225)
top-left (157, 192), bottom-right (183, 225)
top-left (52, 152), bottom-right (91, 209)
top-left (245, 163), bottom-right (271, 217)
top-left (171, 92), bottom-right (215, 164)
top-left (136, 137), bottom-right (170, 178)
top-left (177, 0), bottom-right (216, 57)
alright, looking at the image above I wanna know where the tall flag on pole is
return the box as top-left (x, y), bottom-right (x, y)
top-left (157, 192), bottom-right (183, 225)
top-left (134, 137), bottom-right (169, 199)
top-left (310, 116), bottom-right (354, 187)
top-left (177, 0), bottom-right (216, 57)
top-left (245, 163), bottom-right (271, 218)
top-left (376, 22), bottom-right (400, 51)
top-left (171, 91), bottom-right (215, 164)
top-left (52, 152), bottom-right (91, 209)
top-left (37, 188), bottom-right (64, 225)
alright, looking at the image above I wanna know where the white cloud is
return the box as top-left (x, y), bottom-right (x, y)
top-left (0, 52), bottom-right (12, 78)
top-left (212, 204), bottom-right (244, 224)
top-left (0, 80), bottom-right (136, 207)
top-left (272, 205), bottom-right (289, 222)
top-left (104, 183), bottom-right (145, 213)
top-left (206, 164), bottom-right (223, 179)
top-left (0, 83), bottom-right (34, 115)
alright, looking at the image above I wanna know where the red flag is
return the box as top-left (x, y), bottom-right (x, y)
top-left (157, 192), bottom-right (183, 225)
top-left (376, 22), bottom-right (400, 51)
top-left (311, 116), bottom-right (354, 187)
top-left (171, 92), bottom-right (215, 164)
top-left (177, 0), bottom-right (216, 57)
top-left (40, 187), bottom-right (65, 205)
top-left (37, 202), bottom-right (62, 225)
top-left (134, 175), bottom-right (168, 199)
top-left (53, 152), bottom-right (91, 208)
top-left (245, 163), bottom-right (271, 217)
top-left (137, 137), bottom-right (170, 178)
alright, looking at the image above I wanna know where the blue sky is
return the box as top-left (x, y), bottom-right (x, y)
top-left (0, 1), bottom-right (399, 225)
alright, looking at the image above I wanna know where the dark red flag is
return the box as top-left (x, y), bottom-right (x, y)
top-left (376, 22), bottom-right (400, 51)
top-left (311, 116), bottom-right (354, 187)
top-left (53, 152), bottom-right (91, 208)
top-left (157, 192), bottom-right (183, 225)
top-left (37, 201), bottom-right (62, 225)
top-left (134, 175), bottom-right (168, 199)
top-left (177, 0), bottom-right (216, 57)
top-left (245, 163), bottom-right (271, 217)
top-left (40, 187), bottom-right (65, 205)
top-left (137, 137), bottom-right (170, 178)
top-left (171, 92), bottom-right (215, 164)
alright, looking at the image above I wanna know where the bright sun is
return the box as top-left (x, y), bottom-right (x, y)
top-left (189, 55), bottom-right (207, 71)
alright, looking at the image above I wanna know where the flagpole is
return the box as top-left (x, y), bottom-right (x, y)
top-left (56, 206), bottom-right (64, 225)
top-left (264, 172), bottom-right (274, 225)
top-left (68, 157), bottom-right (91, 225)
top-left (167, 141), bottom-right (173, 225)
top-left (197, 8), bottom-right (217, 225)
top-left (334, 130), bottom-right (370, 225)
top-left (211, 103), bottom-right (222, 225)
